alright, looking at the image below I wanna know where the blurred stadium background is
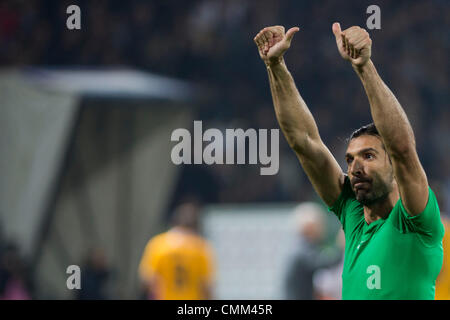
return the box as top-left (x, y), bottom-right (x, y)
top-left (0, 0), bottom-right (448, 299)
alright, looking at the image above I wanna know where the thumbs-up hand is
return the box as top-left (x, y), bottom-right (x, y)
top-left (254, 26), bottom-right (300, 67)
top-left (332, 23), bottom-right (372, 67)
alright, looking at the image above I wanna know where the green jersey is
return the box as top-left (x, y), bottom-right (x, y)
top-left (329, 176), bottom-right (444, 300)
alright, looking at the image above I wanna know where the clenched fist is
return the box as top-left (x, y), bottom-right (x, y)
top-left (332, 23), bottom-right (372, 67)
top-left (254, 26), bottom-right (299, 66)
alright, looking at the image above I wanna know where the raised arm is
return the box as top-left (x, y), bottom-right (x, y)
top-left (254, 26), bottom-right (344, 207)
top-left (332, 22), bottom-right (428, 216)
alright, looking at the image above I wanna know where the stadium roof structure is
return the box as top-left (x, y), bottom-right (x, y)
top-left (19, 67), bottom-right (199, 101)
top-left (0, 67), bottom-right (197, 272)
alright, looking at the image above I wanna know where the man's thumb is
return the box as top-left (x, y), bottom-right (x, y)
top-left (332, 22), bottom-right (341, 39)
top-left (285, 27), bottom-right (300, 42)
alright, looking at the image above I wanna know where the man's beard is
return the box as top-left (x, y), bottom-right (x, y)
top-left (352, 174), bottom-right (393, 206)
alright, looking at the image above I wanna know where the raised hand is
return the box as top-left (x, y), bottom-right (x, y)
top-left (332, 23), bottom-right (372, 67)
top-left (254, 26), bottom-right (299, 66)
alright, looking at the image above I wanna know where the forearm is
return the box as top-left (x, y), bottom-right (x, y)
top-left (353, 60), bottom-right (415, 155)
top-left (267, 59), bottom-right (320, 153)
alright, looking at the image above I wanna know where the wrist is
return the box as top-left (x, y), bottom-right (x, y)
top-left (265, 56), bottom-right (285, 68)
top-left (352, 59), bottom-right (374, 75)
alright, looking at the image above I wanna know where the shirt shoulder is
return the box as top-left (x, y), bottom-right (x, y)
top-left (191, 234), bottom-right (215, 259)
top-left (147, 232), bottom-right (168, 250)
top-left (139, 232), bottom-right (168, 279)
top-left (389, 187), bottom-right (445, 246)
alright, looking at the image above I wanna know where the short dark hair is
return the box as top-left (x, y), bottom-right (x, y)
top-left (347, 123), bottom-right (389, 157)
top-left (171, 202), bottom-right (200, 231)
top-left (348, 123), bottom-right (380, 141)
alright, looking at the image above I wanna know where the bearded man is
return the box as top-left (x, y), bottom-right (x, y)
top-left (253, 23), bottom-right (444, 299)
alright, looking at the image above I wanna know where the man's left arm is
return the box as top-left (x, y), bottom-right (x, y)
top-left (332, 23), bottom-right (428, 216)
top-left (138, 239), bottom-right (162, 299)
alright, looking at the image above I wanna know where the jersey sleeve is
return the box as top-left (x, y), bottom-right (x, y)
top-left (391, 187), bottom-right (445, 246)
top-left (138, 237), bottom-right (160, 281)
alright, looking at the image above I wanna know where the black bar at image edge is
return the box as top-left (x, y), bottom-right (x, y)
top-left (0, 300), bottom-right (449, 318)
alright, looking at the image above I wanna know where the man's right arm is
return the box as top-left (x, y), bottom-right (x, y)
top-left (254, 26), bottom-right (344, 207)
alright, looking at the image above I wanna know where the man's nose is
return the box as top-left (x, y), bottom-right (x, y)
top-left (351, 159), bottom-right (364, 176)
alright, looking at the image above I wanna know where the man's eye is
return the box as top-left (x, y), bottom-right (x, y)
top-left (365, 153), bottom-right (374, 159)
top-left (346, 158), bottom-right (353, 164)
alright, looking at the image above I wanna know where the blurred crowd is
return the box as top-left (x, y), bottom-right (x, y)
top-left (0, 221), bottom-right (112, 300)
top-left (1, 0), bottom-right (448, 211)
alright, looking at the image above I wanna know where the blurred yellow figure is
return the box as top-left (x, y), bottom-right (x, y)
top-left (139, 202), bottom-right (215, 300)
top-left (435, 216), bottom-right (450, 300)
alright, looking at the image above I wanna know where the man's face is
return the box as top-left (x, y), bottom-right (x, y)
top-left (345, 135), bottom-right (394, 206)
